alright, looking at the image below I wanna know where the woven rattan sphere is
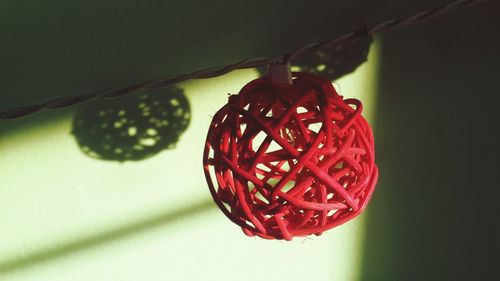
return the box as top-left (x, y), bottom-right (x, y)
top-left (203, 72), bottom-right (378, 240)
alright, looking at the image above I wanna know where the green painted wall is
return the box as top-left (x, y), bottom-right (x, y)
top-left (0, 0), bottom-right (452, 110)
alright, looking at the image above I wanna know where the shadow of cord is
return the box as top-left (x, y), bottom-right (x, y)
top-left (0, 200), bottom-right (214, 275)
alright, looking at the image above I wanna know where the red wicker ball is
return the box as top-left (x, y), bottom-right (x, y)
top-left (203, 72), bottom-right (378, 240)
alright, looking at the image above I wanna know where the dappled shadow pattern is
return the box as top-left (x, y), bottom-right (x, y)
top-left (72, 87), bottom-right (190, 161)
top-left (258, 35), bottom-right (373, 81)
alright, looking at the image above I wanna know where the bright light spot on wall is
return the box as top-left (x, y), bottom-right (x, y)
top-left (0, 40), bottom-right (379, 281)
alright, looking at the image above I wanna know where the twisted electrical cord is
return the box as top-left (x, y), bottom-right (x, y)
top-left (0, 0), bottom-right (495, 119)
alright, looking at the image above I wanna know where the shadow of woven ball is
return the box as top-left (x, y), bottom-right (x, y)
top-left (72, 87), bottom-right (190, 162)
top-left (258, 35), bottom-right (373, 81)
